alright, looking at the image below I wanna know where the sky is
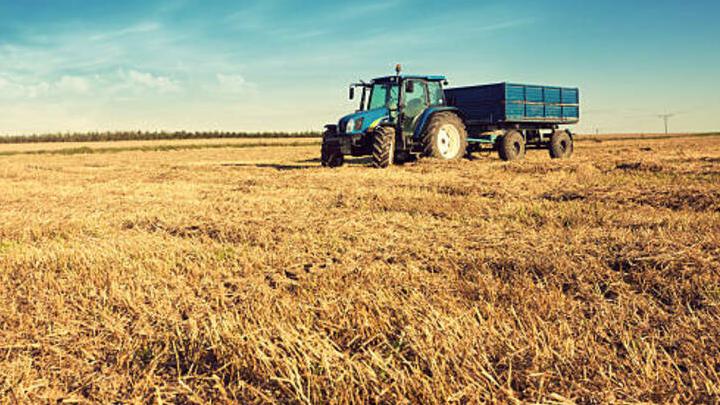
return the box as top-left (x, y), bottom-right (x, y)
top-left (0, 0), bottom-right (718, 135)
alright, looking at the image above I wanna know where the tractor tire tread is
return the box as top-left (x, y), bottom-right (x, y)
top-left (321, 129), bottom-right (344, 168)
top-left (372, 126), bottom-right (395, 169)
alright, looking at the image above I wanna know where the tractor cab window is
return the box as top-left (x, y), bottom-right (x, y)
top-left (402, 79), bottom-right (429, 133)
top-left (427, 81), bottom-right (444, 105)
top-left (403, 80), bottom-right (428, 118)
top-left (389, 85), bottom-right (399, 108)
top-left (368, 84), bottom-right (399, 110)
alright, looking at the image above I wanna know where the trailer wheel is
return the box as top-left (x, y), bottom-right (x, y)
top-left (321, 129), bottom-right (344, 168)
top-left (549, 130), bottom-right (573, 159)
top-left (422, 112), bottom-right (468, 160)
top-left (498, 130), bottom-right (525, 161)
top-left (372, 126), bottom-right (395, 169)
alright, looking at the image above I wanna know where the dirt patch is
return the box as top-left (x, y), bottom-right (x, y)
top-left (503, 163), bottom-right (569, 175)
top-left (542, 191), bottom-right (589, 202)
top-left (628, 189), bottom-right (720, 212)
top-left (543, 187), bottom-right (720, 213)
top-left (615, 161), bottom-right (664, 173)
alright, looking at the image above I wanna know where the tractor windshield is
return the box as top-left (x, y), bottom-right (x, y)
top-left (368, 83), bottom-right (399, 110)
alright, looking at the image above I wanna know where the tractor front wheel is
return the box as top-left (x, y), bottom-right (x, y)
top-left (548, 130), bottom-right (574, 159)
top-left (498, 130), bottom-right (526, 161)
top-left (422, 112), bottom-right (468, 160)
top-left (321, 147), bottom-right (344, 167)
top-left (321, 129), bottom-right (344, 168)
top-left (372, 126), bottom-right (395, 169)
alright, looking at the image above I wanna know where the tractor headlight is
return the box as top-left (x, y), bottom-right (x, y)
top-left (346, 119), bottom-right (354, 133)
top-left (354, 118), bottom-right (364, 131)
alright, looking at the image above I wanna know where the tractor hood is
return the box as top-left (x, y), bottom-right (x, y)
top-left (338, 107), bottom-right (389, 135)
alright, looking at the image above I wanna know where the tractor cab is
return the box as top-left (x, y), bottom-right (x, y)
top-left (339, 74), bottom-right (448, 137)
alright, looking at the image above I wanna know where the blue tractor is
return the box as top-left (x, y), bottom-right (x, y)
top-left (321, 66), bottom-right (579, 168)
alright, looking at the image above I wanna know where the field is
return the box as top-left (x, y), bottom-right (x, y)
top-left (1, 134), bottom-right (719, 403)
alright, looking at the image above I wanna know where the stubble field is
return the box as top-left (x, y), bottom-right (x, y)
top-left (0, 134), bottom-right (719, 403)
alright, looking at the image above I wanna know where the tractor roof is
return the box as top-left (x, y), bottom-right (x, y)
top-left (372, 75), bottom-right (446, 83)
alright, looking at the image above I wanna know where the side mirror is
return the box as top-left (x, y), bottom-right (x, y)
top-left (405, 81), bottom-right (414, 94)
top-left (349, 87), bottom-right (355, 100)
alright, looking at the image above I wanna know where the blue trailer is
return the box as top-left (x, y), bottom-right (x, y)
top-left (321, 66), bottom-right (579, 168)
top-left (445, 83), bottom-right (579, 160)
top-left (445, 83), bottom-right (579, 124)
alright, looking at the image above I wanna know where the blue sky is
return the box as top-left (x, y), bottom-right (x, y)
top-left (0, 0), bottom-right (718, 135)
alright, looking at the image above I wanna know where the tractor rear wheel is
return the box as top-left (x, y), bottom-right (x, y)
top-left (372, 126), bottom-right (395, 169)
top-left (548, 130), bottom-right (574, 159)
top-left (498, 130), bottom-right (526, 161)
top-left (422, 112), bottom-right (468, 160)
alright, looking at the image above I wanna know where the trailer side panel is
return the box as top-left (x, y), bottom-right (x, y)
top-left (445, 83), bottom-right (580, 126)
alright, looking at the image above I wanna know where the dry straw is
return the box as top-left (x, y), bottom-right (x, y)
top-left (0, 134), bottom-right (718, 403)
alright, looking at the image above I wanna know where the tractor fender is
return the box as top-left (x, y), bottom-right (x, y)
top-left (412, 107), bottom-right (465, 140)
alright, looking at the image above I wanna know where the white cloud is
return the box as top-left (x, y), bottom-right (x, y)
top-left (0, 74), bottom-right (93, 99)
top-left (124, 69), bottom-right (180, 93)
top-left (216, 73), bottom-right (249, 93)
top-left (0, 76), bottom-right (28, 98)
top-left (56, 75), bottom-right (91, 94)
top-left (0, 76), bottom-right (52, 99)
top-left (0, 70), bottom-right (183, 103)
top-left (26, 82), bottom-right (51, 98)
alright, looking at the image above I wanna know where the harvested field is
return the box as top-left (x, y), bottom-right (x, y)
top-left (0, 137), bottom-right (319, 155)
top-left (0, 134), bottom-right (719, 403)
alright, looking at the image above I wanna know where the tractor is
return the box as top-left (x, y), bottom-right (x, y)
top-left (321, 65), bottom-right (579, 168)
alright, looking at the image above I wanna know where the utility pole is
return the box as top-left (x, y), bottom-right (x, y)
top-left (658, 113), bottom-right (674, 135)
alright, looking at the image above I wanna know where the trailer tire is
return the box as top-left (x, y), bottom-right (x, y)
top-left (498, 130), bottom-right (525, 161)
top-left (422, 112), bottom-right (468, 160)
top-left (372, 126), bottom-right (395, 169)
top-left (549, 130), bottom-right (573, 159)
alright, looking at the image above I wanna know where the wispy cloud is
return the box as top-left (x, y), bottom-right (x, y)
top-left (224, 0), bottom-right (407, 41)
top-left (123, 69), bottom-right (180, 93)
top-left (328, 0), bottom-right (406, 19)
top-left (0, 69), bottom-right (182, 101)
top-left (215, 73), bottom-right (253, 92)
top-left (56, 75), bottom-right (92, 94)
top-left (90, 22), bottom-right (161, 41)
top-left (475, 18), bottom-right (536, 32)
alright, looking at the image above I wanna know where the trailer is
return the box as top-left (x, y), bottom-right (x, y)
top-left (445, 83), bottom-right (579, 160)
